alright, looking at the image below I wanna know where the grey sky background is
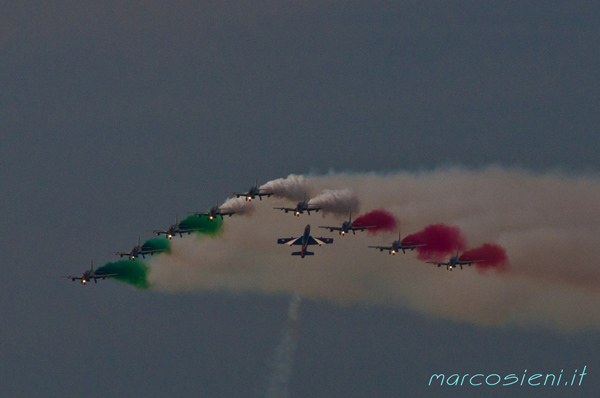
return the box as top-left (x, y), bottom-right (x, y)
top-left (1, 1), bottom-right (599, 397)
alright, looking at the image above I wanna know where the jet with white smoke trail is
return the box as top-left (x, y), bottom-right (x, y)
top-left (273, 196), bottom-right (322, 217)
top-left (192, 200), bottom-right (238, 220)
top-left (260, 175), bottom-right (312, 202)
top-left (307, 189), bottom-right (359, 215)
top-left (231, 178), bottom-right (274, 201)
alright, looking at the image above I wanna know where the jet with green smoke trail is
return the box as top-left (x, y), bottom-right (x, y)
top-left (152, 214), bottom-right (206, 239)
top-left (62, 260), bottom-right (117, 285)
top-left (95, 260), bottom-right (152, 289)
top-left (116, 236), bottom-right (168, 260)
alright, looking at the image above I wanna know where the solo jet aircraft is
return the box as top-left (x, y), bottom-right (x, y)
top-left (116, 236), bottom-right (166, 260)
top-left (426, 249), bottom-right (482, 270)
top-left (231, 178), bottom-right (274, 201)
top-left (192, 200), bottom-right (236, 220)
top-left (152, 215), bottom-right (204, 239)
top-left (319, 213), bottom-right (375, 235)
top-left (368, 230), bottom-right (425, 255)
top-left (62, 260), bottom-right (117, 284)
top-left (277, 224), bottom-right (333, 258)
top-left (274, 194), bottom-right (321, 216)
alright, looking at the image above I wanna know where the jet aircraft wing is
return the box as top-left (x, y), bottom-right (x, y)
top-left (318, 226), bottom-right (342, 232)
top-left (179, 227), bottom-right (204, 233)
top-left (62, 275), bottom-right (83, 281)
top-left (425, 261), bottom-right (448, 266)
top-left (308, 237), bottom-right (334, 245)
top-left (401, 243), bottom-right (426, 249)
top-left (273, 207), bottom-right (294, 212)
top-left (350, 225), bottom-right (376, 231)
top-left (457, 259), bottom-right (483, 266)
top-left (93, 273), bottom-right (118, 278)
top-left (277, 237), bottom-right (301, 246)
top-left (368, 245), bottom-right (392, 251)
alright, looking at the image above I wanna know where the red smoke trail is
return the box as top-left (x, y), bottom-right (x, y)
top-left (460, 243), bottom-right (510, 273)
top-left (402, 224), bottom-right (467, 261)
top-left (352, 209), bottom-right (397, 234)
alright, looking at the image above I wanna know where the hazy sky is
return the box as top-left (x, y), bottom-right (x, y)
top-left (1, 1), bottom-right (599, 397)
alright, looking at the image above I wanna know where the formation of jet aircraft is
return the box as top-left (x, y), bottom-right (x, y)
top-left (192, 200), bottom-right (236, 220)
top-left (116, 236), bottom-right (166, 260)
top-left (319, 213), bottom-right (375, 235)
top-left (66, 178), bottom-right (485, 283)
top-left (277, 224), bottom-right (334, 258)
top-left (231, 178), bottom-right (274, 201)
top-left (426, 249), bottom-right (483, 270)
top-left (368, 230), bottom-right (426, 255)
top-left (62, 260), bottom-right (117, 284)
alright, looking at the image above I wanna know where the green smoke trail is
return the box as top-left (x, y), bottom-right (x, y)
top-left (141, 237), bottom-right (172, 254)
top-left (95, 216), bottom-right (223, 289)
top-left (96, 260), bottom-right (152, 289)
top-left (179, 214), bottom-right (224, 235)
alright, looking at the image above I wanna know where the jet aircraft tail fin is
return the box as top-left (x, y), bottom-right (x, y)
top-left (292, 251), bottom-right (314, 256)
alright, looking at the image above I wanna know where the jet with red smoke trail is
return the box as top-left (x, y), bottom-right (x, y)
top-left (426, 249), bottom-right (482, 271)
top-left (368, 230), bottom-right (425, 255)
top-left (230, 178), bottom-right (274, 201)
top-left (318, 213), bottom-right (375, 235)
top-left (273, 193), bottom-right (322, 216)
top-left (277, 224), bottom-right (333, 258)
top-left (352, 209), bottom-right (397, 235)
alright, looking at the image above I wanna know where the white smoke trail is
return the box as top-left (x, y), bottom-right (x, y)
top-left (260, 175), bottom-right (312, 202)
top-left (148, 167), bottom-right (600, 332)
top-left (221, 197), bottom-right (255, 216)
top-left (308, 189), bottom-right (359, 215)
top-left (264, 293), bottom-right (301, 398)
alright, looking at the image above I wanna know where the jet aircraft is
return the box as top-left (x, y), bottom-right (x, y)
top-left (62, 260), bottom-right (117, 284)
top-left (277, 224), bottom-right (333, 258)
top-left (231, 178), bottom-right (274, 201)
top-left (192, 200), bottom-right (236, 220)
top-left (319, 213), bottom-right (375, 235)
top-left (426, 249), bottom-right (482, 270)
top-left (116, 236), bottom-right (166, 260)
top-left (274, 194), bottom-right (321, 216)
top-left (152, 215), bottom-right (204, 239)
top-left (368, 230), bottom-right (425, 255)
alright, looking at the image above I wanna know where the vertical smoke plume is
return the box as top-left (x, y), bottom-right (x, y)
top-left (260, 175), bottom-right (312, 202)
top-left (402, 223), bottom-right (467, 261)
top-left (307, 189), bottom-right (359, 215)
top-left (221, 197), bottom-right (255, 216)
top-left (461, 243), bottom-right (510, 272)
top-left (352, 209), bottom-right (397, 234)
top-left (264, 293), bottom-right (301, 398)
